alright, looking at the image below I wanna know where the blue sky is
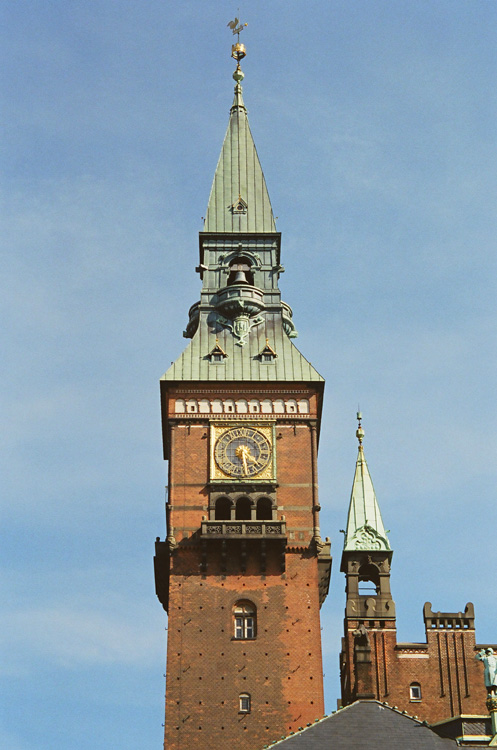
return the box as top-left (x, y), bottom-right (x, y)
top-left (1, 2), bottom-right (496, 748)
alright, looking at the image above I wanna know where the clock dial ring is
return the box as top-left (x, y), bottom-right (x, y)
top-left (214, 426), bottom-right (272, 478)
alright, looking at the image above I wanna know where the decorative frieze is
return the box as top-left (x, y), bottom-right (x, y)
top-left (174, 397), bottom-right (309, 415)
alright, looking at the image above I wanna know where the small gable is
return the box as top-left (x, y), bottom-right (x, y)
top-left (231, 194), bottom-right (247, 215)
top-left (259, 339), bottom-right (277, 363)
top-left (208, 339), bottom-right (228, 364)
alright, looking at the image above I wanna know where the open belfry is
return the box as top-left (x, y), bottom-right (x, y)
top-left (154, 35), bottom-right (332, 749)
top-left (154, 29), bottom-right (495, 750)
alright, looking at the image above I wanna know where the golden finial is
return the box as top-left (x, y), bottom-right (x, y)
top-left (356, 410), bottom-right (365, 447)
top-left (227, 16), bottom-right (248, 80)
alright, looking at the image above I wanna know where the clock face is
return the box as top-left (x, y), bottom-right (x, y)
top-left (213, 426), bottom-right (272, 479)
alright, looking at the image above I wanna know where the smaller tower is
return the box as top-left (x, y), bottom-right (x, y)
top-left (339, 416), bottom-right (492, 722)
top-left (340, 413), bottom-right (396, 704)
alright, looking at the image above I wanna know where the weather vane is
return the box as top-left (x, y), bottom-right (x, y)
top-left (227, 16), bottom-right (248, 67)
top-left (227, 17), bottom-right (248, 40)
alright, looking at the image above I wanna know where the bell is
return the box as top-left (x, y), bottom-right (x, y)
top-left (232, 269), bottom-right (249, 284)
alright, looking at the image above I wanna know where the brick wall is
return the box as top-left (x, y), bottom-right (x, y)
top-left (340, 612), bottom-right (492, 723)
top-left (164, 552), bottom-right (325, 749)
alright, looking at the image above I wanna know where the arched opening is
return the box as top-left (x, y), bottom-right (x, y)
top-left (256, 497), bottom-right (273, 521)
top-left (227, 258), bottom-right (254, 286)
top-left (239, 693), bottom-right (251, 713)
top-left (358, 562), bottom-right (380, 595)
top-left (235, 496), bottom-right (252, 520)
top-left (215, 497), bottom-right (232, 521)
top-left (233, 601), bottom-right (256, 639)
top-left (297, 399), bottom-right (309, 414)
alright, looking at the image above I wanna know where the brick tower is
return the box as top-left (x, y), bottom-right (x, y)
top-left (154, 42), bottom-right (332, 749)
top-left (339, 414), bottom-right (490, 723)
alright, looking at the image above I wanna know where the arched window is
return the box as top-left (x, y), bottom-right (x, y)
top-left (248, 399), bottom-right (260, 413)
top-left (227, 258), bottom-right (254, 286)
top-left (235, 496), bottom-right (252, 520)
top-left (256, 497), bottom-right (272, 521)
top-left (261, 399), bottom-right (273, 413)
top-left (239, 693), bottom-right (251, 713)
top-left (215, 497), bottom-right (232, 521)
top-left (358, 562), bottom-right (380, 595)
top-left (297, 399), bottom-right (309, 414)
top-left (198, 399), bottom-right (210, 413)
top-left (410, 682), bottom-right (422, 701)
top-left (233, 601), bottom-right (256, 639)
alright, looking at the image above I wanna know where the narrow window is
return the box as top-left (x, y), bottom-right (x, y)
top-left (239, 693), bottom-right (251, 713)
top-left (410, 683), bottom-right (422, 701)
top-left (235, 497), bottom-right (251, 520)
top-left (256, 497), bottom-right (273, 521)
top-left (215, 497), bottom-right (231, 521)
top-left (233, 601), bottom-right (256, 640)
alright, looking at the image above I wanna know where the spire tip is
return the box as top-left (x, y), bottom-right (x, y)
top-left (356, 410), bottom-right (364, 447)
top-left (228, 17), bottom-right (248, 81)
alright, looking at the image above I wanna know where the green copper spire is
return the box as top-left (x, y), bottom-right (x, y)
top-left (203, 50), bottom-right (276, 233)
top-left (343, 414), bottom-right (391, 552)
top-left (161, 40), bottom-right (323, 384)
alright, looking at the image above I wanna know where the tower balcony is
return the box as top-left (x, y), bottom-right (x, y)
top-left (200, 519), bottom-right (286, 540)
top-left (281, 301), bottom-right (298, 338)
top-left (183, 301), bottom-right (200, 338)
top-left (214, 283), bottom-right (265, 319)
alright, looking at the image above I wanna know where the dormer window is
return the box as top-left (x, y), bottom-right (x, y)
top-left (208, 339), bottom-right (227, 364)
top-left (259, 339), bottom-right (277, 364)
top-left (231, 195), bottom-right (247, 214)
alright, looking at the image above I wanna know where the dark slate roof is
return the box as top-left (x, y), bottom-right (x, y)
top-left (265, 701), bottom-right (457, 749)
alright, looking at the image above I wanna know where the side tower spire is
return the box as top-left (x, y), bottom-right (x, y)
top-left (340, 415), bottom-right (396, 704)
top-left (343, 413), bottom-right (390, 554)
top-left (155, 33), bottom-right (331, 750)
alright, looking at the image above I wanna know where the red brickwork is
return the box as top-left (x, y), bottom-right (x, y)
top-left (163, 552), bottom-right (324, 749)
top-left (340, 610), bottom-right (492, 723)
top-left (156, 383), bottom-right (330, 749)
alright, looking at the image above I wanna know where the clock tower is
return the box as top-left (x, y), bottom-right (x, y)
top-left (154, 42), bottom-right (332, 750)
